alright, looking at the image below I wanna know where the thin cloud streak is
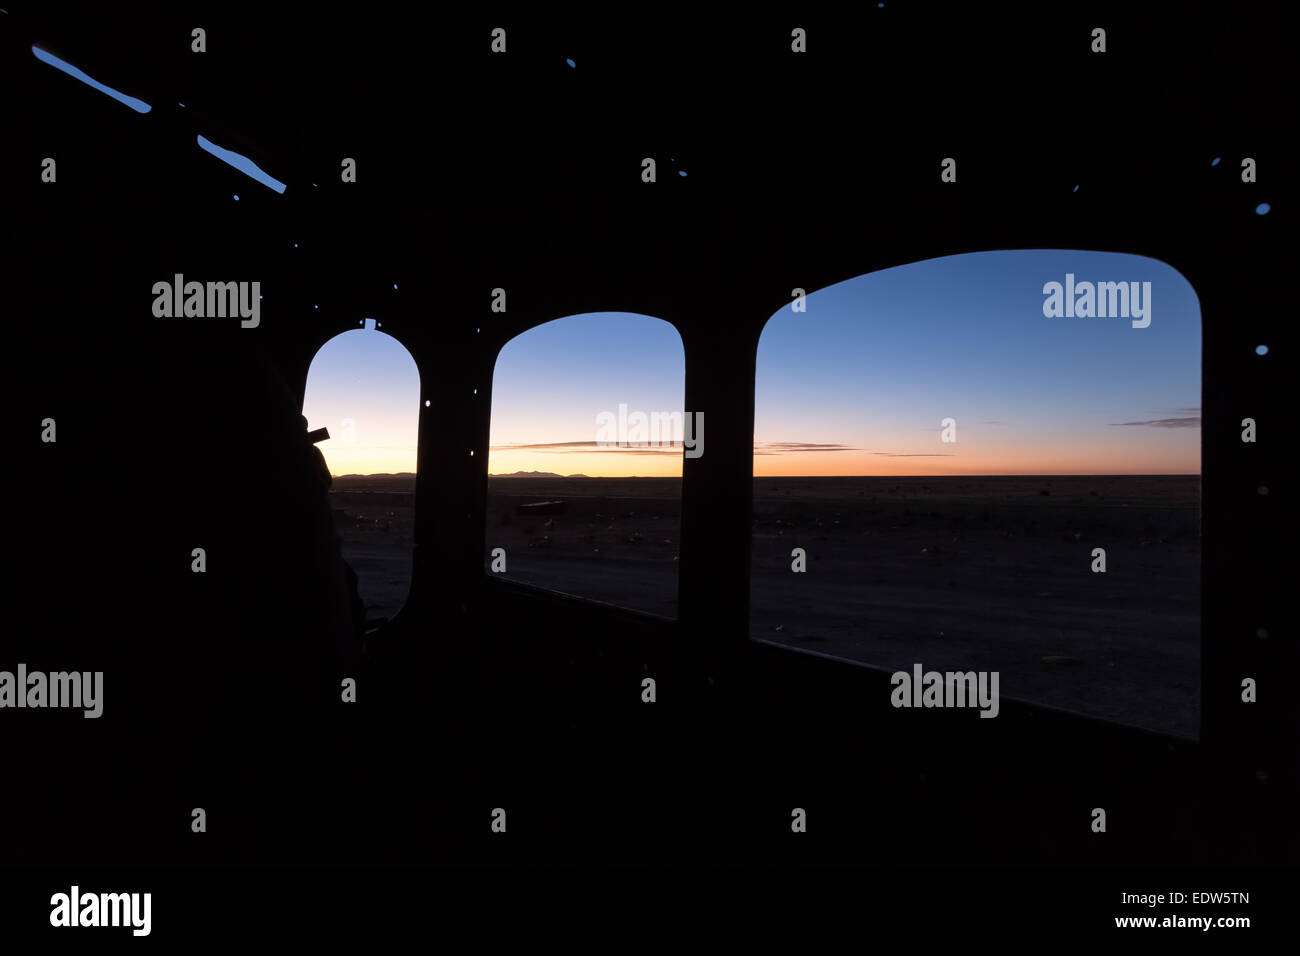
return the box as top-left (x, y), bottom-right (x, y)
top-left (1108, 417), bottom-right (1200, 429)
top-left (490, 441), bottom-right (681, 455)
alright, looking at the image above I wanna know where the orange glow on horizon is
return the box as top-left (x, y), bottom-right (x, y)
top-left (467, 444), bottom-right (1199, 479)
top-left (750, 449), bottom-right (1200, 477)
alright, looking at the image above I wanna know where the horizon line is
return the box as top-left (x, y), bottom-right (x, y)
top-left (331, 471), bottom-right (1202, 479)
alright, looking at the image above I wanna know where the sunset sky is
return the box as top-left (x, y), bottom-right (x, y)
top-left (303, 249), bottom-right (1201, 478)
top-left (302, 324), bottom-right (422, 476)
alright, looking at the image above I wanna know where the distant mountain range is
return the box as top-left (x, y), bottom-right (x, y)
top-left (330, 471), bottom-right (596, 486)
top-left (489, 471), bottom-right (591, 478)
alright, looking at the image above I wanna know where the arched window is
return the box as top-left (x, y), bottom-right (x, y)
top-left (302, 323), bottom-right (420, 623)
top-left (486, 312), bottom-right (686, 618)
top-left (753, 250), bottom-right (1201, 738)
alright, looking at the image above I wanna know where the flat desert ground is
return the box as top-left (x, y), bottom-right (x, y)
top-left (331, 474), bottom-right (1200, 739)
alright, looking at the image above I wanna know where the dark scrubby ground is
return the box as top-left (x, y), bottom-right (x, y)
top-left (749, 476), bottom-right (1200, 738)
top-left (341, 474), bottom-right (1199, 737)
